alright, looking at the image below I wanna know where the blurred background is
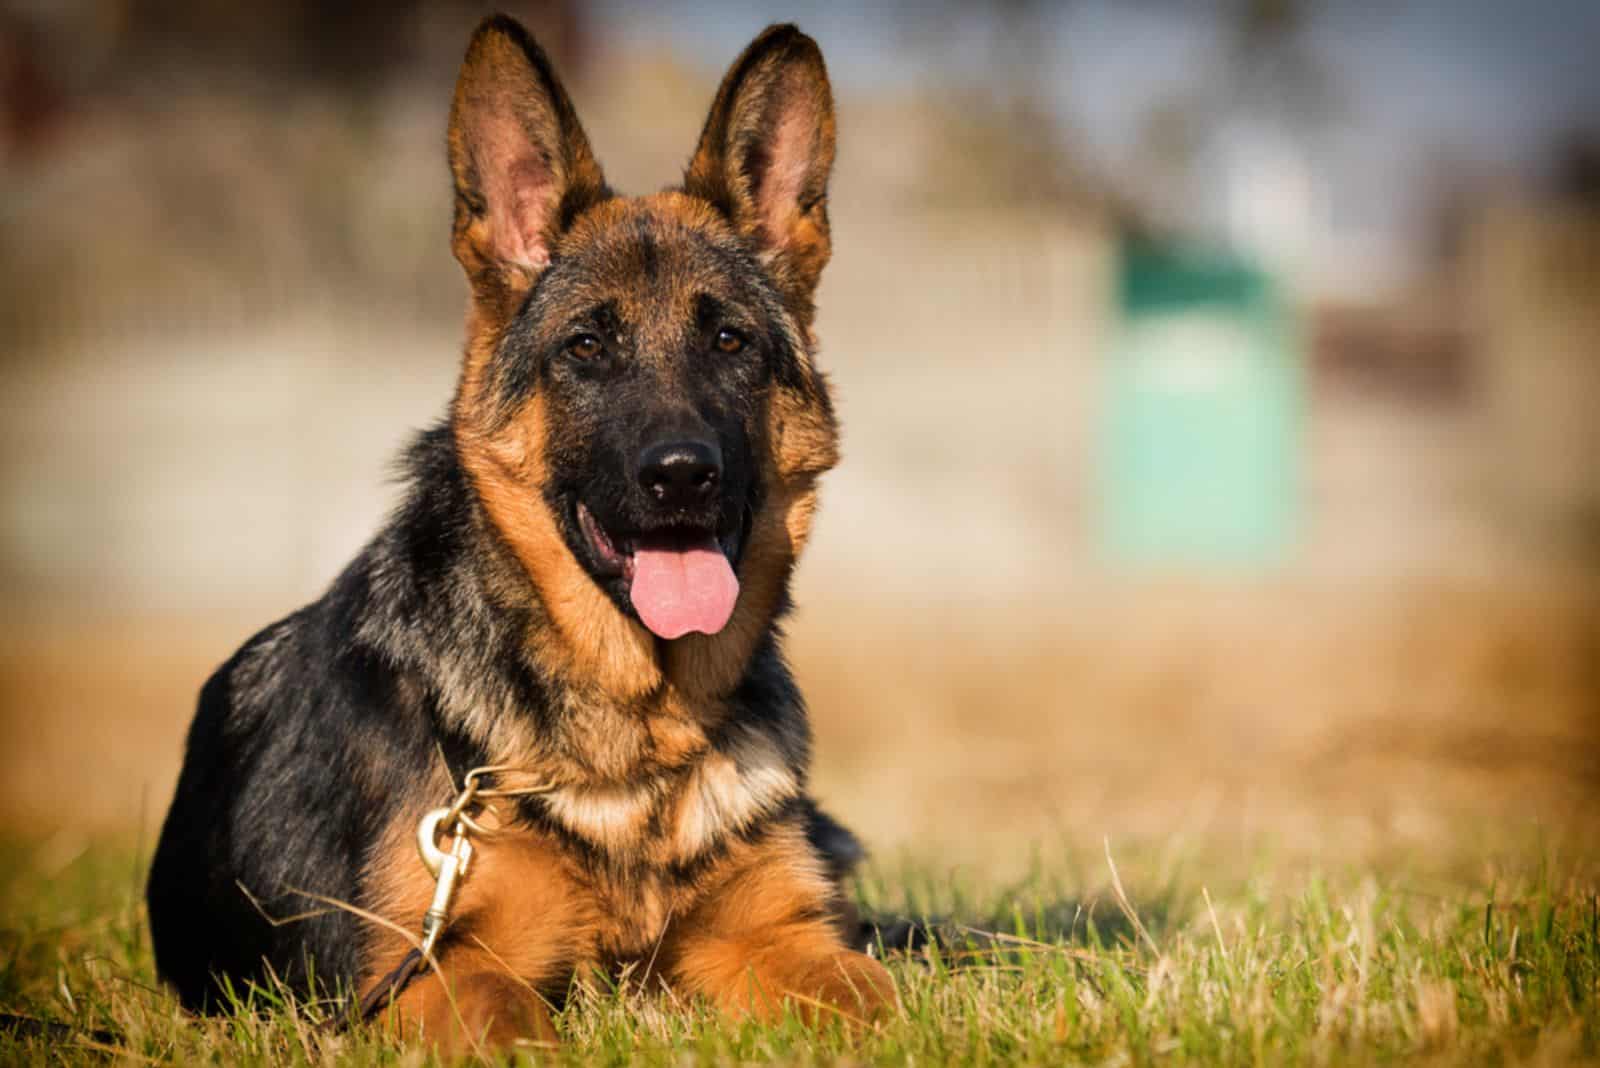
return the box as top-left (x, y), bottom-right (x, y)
top-left (2, 0), bottom-right (1596, 878)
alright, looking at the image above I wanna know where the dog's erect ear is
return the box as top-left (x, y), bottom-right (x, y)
top-left (448, 16), bottom-right (606, 322)
top-left (685, 25), bottom-right (836, 326)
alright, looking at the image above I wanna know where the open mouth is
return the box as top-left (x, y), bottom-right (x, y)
top-left (576, 502), bottom-right (742, 640)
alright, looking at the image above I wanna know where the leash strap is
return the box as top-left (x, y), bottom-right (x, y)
top-left (316, 947), bottom-right (424, 1034)
top-left (356, 948), bottom-right (425, 1023)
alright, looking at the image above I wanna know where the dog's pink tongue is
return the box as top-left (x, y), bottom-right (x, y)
top-left (629, 536), bottom-right (739, 640)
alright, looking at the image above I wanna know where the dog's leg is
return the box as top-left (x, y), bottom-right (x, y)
top-left (362, 824), bottom-right (594, 1055)
top-left (377, 948), bottom-right (557, 1055)
top-left (663, 827), bottom-right (897, 1027)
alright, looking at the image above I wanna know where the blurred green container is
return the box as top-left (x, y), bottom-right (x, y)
top-left (1100, 240), bottom-right (1302, 565)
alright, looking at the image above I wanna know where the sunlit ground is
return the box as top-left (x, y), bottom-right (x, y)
top-left (2, 580), bottom-right (1596, 1064)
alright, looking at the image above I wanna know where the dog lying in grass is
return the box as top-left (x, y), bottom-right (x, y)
top-left (147, 14), bottom-right (896, 1054)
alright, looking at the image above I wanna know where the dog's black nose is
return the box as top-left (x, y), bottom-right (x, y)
top-left (637, 439), bottom-right (722, 509)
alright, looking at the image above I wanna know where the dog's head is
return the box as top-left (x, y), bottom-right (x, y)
top-left (447, 16), bottom-right (839, 696)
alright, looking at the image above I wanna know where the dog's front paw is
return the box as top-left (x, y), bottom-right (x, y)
top-left (676, 938), bottom-right (898, 1027)
top-left (786, 948), bottom-right (898, 1026)
top-left (387, 969), bottom-right (557, 1056)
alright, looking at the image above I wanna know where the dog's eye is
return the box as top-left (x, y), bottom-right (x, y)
top-left (566, 334), bottom-right (604, 361)
top-left (714, 328), bottom-right (745, 354)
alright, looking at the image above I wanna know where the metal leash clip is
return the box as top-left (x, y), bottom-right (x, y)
top-left (411, 764), bottom-right (557, 960)
top-left (414, 780), bottom-right (480, 958)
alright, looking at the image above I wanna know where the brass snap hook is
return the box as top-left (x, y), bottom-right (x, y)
top-left (415, 808), bottom-right (454, 878)
top-left (414, 807), bottom-right (474, 958)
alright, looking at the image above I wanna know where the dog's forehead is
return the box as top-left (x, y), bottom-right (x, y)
top-left (548, 194), bottom-right (757, 328)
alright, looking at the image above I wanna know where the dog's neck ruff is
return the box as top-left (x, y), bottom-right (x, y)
top-left (530, 720), bottom-right (802, 860)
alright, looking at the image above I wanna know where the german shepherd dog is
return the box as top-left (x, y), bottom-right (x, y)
top-left (147, 14), bottom-right (896, 1052)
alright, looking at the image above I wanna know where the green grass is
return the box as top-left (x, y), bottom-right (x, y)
top-left (2, 835), bottom-right (1597, 1065)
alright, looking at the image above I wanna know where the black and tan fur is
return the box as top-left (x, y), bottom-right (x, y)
top-left (146, 15), bottom-right (894, 1054)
